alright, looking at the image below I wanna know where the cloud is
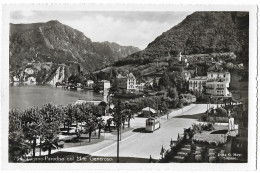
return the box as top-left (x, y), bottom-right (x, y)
top-left (10, 11), bottom-right (192, 49)
top-left (11, 11), bottom-right (36, 20)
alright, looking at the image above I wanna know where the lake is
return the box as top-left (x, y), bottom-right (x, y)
top-left (9, 85), bottom-right (104, 110)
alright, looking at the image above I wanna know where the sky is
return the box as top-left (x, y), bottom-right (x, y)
top-left (10, 11), bottom-right (193, 49)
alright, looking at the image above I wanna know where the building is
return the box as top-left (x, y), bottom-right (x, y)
top-left (13, 76), bottom-right (20, 82)
top-left (25, 76), bottom-right (36, 85)
top-left (207, 71), bottom-right (231, 83)
top-left (189, 76), bottom-right (207, 93)
top-left (24, 68), bottom-right (34, 75)
top-left (98, 80), bottom-right (111, 92)
top-left (183, 70), bottom-right (192, 81)
top-left (189, 71), bottom-right (231, 97)
top-left (127, 73), bottom-right (136, 90)
top-left (116, 73), bottom-right (137, 91)
top-left (206, 71), bottom-right (231, 97)
top-left (136, 79), bottom-right (146, 91)
top-left (142, 107), bottom-right (156, 118)
top-left (116, 74), bottom-right (127, 89)
top-left (178, 52), bottom-right (182, 62)
top-left (86, 80), bottom-right (94, 87)
top-left (206, 81), bottom-right (230, 97)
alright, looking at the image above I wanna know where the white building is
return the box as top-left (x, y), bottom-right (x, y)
top-left (189, 76), bottom-right (207, 92)
top-left (207, 71), bottom-right (231, 83)
top-left (206, 71), bottom-right (231, 97)
top-left (25, 76), bottom-right (36, 85)
top-left (24, 68), bottom-right (34, 75)
top-left (189, 71), bottom-right (231, 97)
top-left (206, 81), bottom-right (230, 96)
top-left (102, 80), bottom-right (111, 90)
top-left (86, 80), bottom-right (94, 87)
top-left (13, 76), bottom-right (20, 82)
top-left (117, 73), bottom-right (136, 91)
top-left (126, 73), bottom-right (136, 90)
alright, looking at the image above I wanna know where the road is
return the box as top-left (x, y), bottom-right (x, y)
top-left (57, 104), bottom-right (210, 160)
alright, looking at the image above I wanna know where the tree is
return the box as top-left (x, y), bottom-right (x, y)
top-left (9, 109), bottom-right (30, 162)
top-left (22, 107), bottom-right (44, 158)
top-left (153, 77), bottom-right (159, 90)
top-left (159, 73), bottom-right (171, 89)
top-left (40, 103), bottom-right (63, 156)
top-left (215, 107), bottom-right (227, 117)
top-left (167, 87), bottom-right (178, 100)
top-left (96, 117), bottom-right (105, 139)
top-left (61, 104), bottom-right (74, 133)
top-left (76, 103), bottom-right (93, 140)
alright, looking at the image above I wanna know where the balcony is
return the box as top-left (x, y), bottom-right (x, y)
top-left (216, 88), bottom-right (224, 90)
top-left (207, 78), bottom-right (226, 82)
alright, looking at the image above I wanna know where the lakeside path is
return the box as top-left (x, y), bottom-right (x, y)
top-left (39, 104), bottom-right (211, 160)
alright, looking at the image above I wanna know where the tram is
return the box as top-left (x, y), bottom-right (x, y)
top-left (145, 117), bottom-right (161, 132)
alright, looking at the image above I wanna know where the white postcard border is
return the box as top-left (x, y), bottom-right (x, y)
top-left (1, 3), bottom-right (258, 171)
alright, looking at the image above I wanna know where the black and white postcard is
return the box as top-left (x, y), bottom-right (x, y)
top-left (1, 2), bottom-right (258, 172)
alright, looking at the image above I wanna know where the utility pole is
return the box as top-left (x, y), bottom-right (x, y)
top-left (207, 96), bottom-right (209, 122)
top-left (117, 99), bottom-right (120, 163)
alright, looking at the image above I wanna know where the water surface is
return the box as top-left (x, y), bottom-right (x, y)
top-left (9, 85), bottom-right (103, 110)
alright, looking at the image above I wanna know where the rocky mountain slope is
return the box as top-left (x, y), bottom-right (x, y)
top-left (93, 41), bottom-right (140, 61)
top-left (9, 20), bottom-right (140, 84)
top-left (125, 12), bottom-right (248, 65)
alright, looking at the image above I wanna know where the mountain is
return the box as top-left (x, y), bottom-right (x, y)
top-left (125, 12), bottom-right (249, 64)
top-left (9, 20), bottom-right (140, 84)
top-left (92, 41), bottom-right (140, 61)
top-left (9, 20), bottom-right (140, 71)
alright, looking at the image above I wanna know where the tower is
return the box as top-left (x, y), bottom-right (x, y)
top-left (178, 52), bottom-right (182, 62)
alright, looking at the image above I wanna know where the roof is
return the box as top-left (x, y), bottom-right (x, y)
top-left (142, 107), bottom-right (156, 113)
top-left (116, 74), bottom-right (126, 79)
top-left (190, 76), bottom-right (207, 80)
top-left (128, 73), bottom-right (136, 79)
top-left (207, 71), bottom-right (230, 74)
top-left (101, 80), bottom-right (110, 83)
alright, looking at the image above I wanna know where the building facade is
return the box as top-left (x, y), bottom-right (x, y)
top-left (117, 73), bottom-right (137, 91)
top-left (206, 81), bottom-right (230, 96)
top-left (126, 73), bottom-right (136, 90)
top-left (206, 71), bottom-right (231, 97)
top-left (189, 71), bottom-right (231, 97)
top-left (189, 76), bottom-right (207, 92)
top-left (207, 71), bottom-right (231, 83)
